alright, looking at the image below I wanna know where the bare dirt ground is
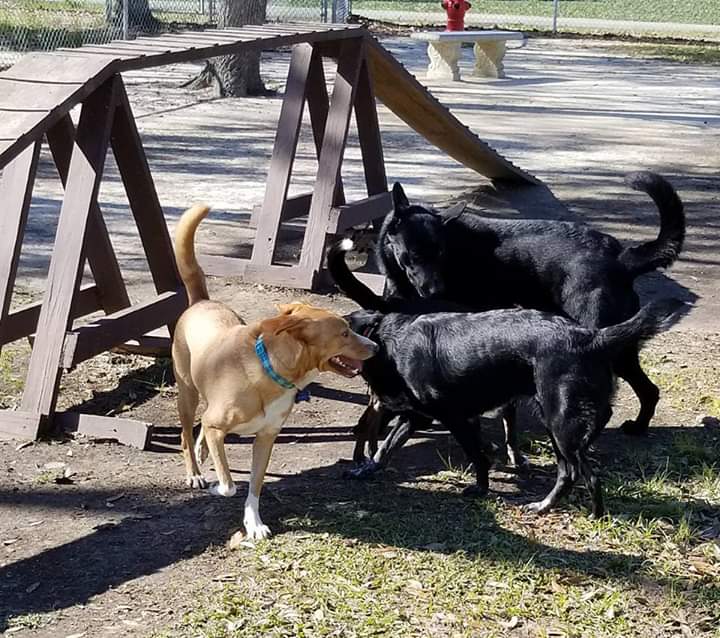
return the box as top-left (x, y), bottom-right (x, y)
top-left (1, 35), bottom-right (719, 637)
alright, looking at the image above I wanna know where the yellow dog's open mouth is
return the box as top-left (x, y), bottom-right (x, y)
top-left (328, 355), bottom-right (363, 378)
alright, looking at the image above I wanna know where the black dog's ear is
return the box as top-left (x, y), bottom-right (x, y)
top-left (441, 201), bottom-right (466, 223)
top-left (392, 182), bottom-right (409, 211)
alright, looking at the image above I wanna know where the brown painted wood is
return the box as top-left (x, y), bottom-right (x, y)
top-left (0, 142), bottom-right (41, 347)
top-left (114, 327), bottom-right (171, 358)
top-left (198, 255), bottom-right (249, 278)
top-left (305, 50), bottom-right (345, 206)
top-left (20, 77), bottom-right (119, 426)
top-left (1, 285), bottom-right (101, 346)
top-left (199, 255), bottom-right (313, 288)
top-left (327, 192), bottom-right (393, 233)
top-left (0, 53), bottom-right (118, 168)
top-left (252, 43), bottom-right (314, 267)
top-left (46, 115), bottom-right (131, 315)
top-left (111, 79), bottom-right (181, 299)
top-left (0, 411), bottom-right (44, 440)
top-left (62, 290), bottom-right (186, 368)
top-left (56, 412), bottom-right (152, 450)
top-left (300, 38), bottom-right (365, 275)
top-left (0, 27), bottom-right (365, 170)
top-left (354, 58), bottom-right (387, 197)
top-left (243, 264), bottom-right (315, 288)
top-left (249, 192), bottom-right (312, 228)
top-left (113, 28), bottom-right (366, 73)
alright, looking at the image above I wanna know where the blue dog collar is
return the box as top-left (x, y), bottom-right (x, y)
top-left (255, 335), bottom-right (310, 403)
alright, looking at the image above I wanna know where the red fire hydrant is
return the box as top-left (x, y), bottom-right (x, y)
top-left (441, 0), bottom-right (471, 31)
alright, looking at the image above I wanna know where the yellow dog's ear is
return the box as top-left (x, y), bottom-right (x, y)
top-left (261, 313), bottom-right (307, 336)
top-left (277, 302), bottom-right (306, 315)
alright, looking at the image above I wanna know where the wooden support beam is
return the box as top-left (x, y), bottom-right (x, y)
top-left (251, 43), bottom-right (315, 267)
top-left (55, 412), bottom-right (152, 450)
top-left (300, 38), bottom-right (365, 275)
top-left (46, 114), bottom-right (131, 315)
top-left (0, 142), bottom-right (41, 349)
top-left (20, 77), bottom-right (119, 429)
top-left (306, 48), bottom-right (345, 205)
top-left (1, 285), bottom-right (101, 346)
top-left (249, 192), bottom-right (313, 229)
top-left (201, 255), bottom-right (314, 289)
top-left (111, 79), bottom-right (181, 298)
top-left (327, 192), bottom-right (392, 234)
top-left (62, 289), bottom-right (186, 369)
top-left (354, 57), bottom-right (387, 198)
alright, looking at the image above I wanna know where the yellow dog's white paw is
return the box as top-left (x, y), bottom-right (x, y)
top-left (209, 481), bottom-right (237, 497)
top-left (186, 474), bottom-right (207, 489)
top-left (244, 521), bottom-right (272, 540)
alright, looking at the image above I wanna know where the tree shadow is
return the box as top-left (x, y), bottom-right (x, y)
top-left (1, 420), bottom-right (718, 630)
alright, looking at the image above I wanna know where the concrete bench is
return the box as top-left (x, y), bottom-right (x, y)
top-left (410, 30), bottom-right (526, 80)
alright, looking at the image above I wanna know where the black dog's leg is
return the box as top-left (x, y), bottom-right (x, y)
top-left (578, 453), bottom-right (604, 518)
top-left (351, 395), bottom-right (389, 466)
top-left (502, 404), bottom-right (530, 472)
top-left (524, 456), bottom-right (573, 514)
top-left (447, 421), bottom-right (491, 498)
top-left (347, 414), bottom-right (417, 479)
top-left (524, 433), bottom-right (574, 514)
top-left (614, 347), bottom-right (659, 436)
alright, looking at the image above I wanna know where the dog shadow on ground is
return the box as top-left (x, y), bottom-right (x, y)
top-left (2, 416), bottom-right (718, 630)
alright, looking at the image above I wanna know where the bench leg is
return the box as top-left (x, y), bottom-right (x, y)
top-left (427, 42), bottom-right (461, 81)
top-left (473, 41), bottom-right (507, 78)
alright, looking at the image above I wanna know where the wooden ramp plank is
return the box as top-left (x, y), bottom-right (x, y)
top-left (365, 37), bottom-right (537, 184)
top-left (0, 53), bottom-right (117, 168)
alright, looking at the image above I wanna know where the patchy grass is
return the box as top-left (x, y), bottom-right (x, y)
top-left (641, 346), bottom-right (720, 419)
top-left (174, 424), bottom-right (720, 637)
top-left (619, 42), bottom-right (720, 65)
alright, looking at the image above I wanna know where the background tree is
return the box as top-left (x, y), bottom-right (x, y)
top-left (189, 0), bottom-right (268, 97)
top-left (113, 0), bottom-right (160, 32)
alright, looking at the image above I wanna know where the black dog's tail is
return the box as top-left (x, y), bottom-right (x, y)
top-left (327, 239), bottom-right (388, 311)
top-left (618, 172), bottom-right (685, 277)
top-left (591, 298), bottom-right (684, 353)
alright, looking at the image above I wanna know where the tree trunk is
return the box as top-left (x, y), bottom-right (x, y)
top-left (114, 0), bottom-right (160, 32)
top-left (211, 0), bottom-right (267, 97)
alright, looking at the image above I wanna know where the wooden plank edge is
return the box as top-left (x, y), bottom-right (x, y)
top-left (62, 289), bottom-right (187, 368)
top-left (0, 284), bottom-right (101, 346)
top-left (55, 412), bottom-right (153, 450)
top-left (0, 410), bottom-right (43, 440)
top-left (327, 191), bottom-right (392, 234)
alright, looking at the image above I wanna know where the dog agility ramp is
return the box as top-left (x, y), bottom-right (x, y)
top-left (366, 37), bottom-right (537, 184)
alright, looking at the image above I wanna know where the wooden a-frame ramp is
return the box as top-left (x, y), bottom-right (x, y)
top-left (0, 23), bottom-right (538, 445)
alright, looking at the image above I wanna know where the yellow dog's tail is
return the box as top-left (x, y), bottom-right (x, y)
top-left (174, 204), bottom-right (210, 306)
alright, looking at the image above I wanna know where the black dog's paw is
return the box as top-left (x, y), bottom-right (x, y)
top-left (509, 452), bottom-right (531, 473)
top-left (461, 484), bottom-right (488, 499)
top-left (343, 459), bottom-right (380, 480)
top-left (620, 420), bottom-right (649, 437)
top-left (522, 500), bottom-right (550, 515)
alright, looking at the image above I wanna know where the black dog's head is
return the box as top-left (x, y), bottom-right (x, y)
top-left (382, 183), bottom-right (466, 298)
top-left (344, 309), bottom-right (385, 340)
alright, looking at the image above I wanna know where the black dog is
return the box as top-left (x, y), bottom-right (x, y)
top-left (328, 240), bottom-right (526, 476)
top-left (347, 299), bottom-right (682, 516)
top-left (377, 173), bottom-right (684, 436)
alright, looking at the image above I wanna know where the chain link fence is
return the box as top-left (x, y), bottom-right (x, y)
top-left (1, 1), bottom-right (350, 68)
top-left (351, 1), bottom-right (720, 41)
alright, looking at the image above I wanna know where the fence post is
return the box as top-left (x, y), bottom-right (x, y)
top-left (552, 0), bottom-right (560, 34)
top-left (122, 0), bottom-right (129, 39)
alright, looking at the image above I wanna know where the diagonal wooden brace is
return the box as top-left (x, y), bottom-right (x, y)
top-left (20, 76), bottom-right (120, 431)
